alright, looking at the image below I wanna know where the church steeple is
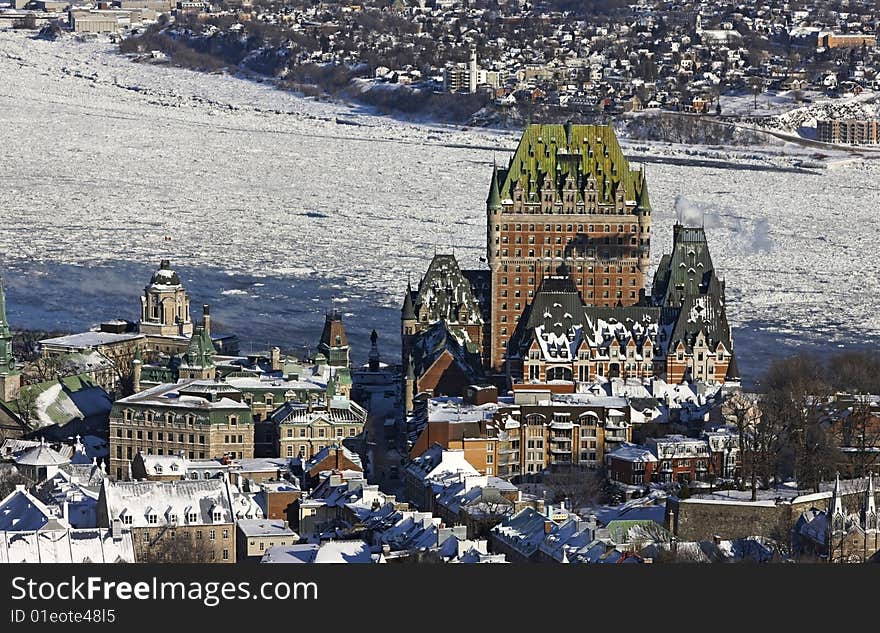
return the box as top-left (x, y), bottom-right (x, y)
top-left (830, 472), bottom-right (847, 533)
top-left (863, 472), bottom-right (878, 532)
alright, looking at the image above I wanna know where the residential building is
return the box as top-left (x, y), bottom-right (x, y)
top-left (817, 119), bottom-right (880, 145)
top-left (236, 518), bottom-right (298, 562)
top-left (97, 477), bottom-right (238, 563)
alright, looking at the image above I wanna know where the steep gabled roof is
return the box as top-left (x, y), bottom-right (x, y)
top-left (509, 274), bottom-right (587, 360)
top-left (652, 225), bottom-right (717, 307)
top-left (409, 321), bottom-right (483, 383)
top-left (412, 254), bottom-right (484, 326)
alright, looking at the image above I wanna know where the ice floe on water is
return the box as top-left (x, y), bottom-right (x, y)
top-left (0, 31), bottom-right (878, 381)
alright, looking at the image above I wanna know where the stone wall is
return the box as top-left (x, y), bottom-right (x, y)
top-left (667, 482), bottom-right (879, 542)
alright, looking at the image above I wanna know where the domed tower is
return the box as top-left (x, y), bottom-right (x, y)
top-left (139, 260), bottom-right (193, 337)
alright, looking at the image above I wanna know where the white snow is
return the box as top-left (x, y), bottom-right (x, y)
top-left (0, 31), bottom-right (878, 354)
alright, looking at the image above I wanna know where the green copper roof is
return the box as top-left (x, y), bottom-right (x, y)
top-left (183, 326), bottom-right (216, 368)
top-left (0, 273), bottom-right (15, 372)
top-left (494, 124), bottom-right (648, 207)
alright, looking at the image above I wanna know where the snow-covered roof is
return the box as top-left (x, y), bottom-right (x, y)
top-left (608, 443), bottom-right (658, 463)
top-left (102, 478), bottom-right (235, 527)
top-left (0, 528), bottom-right (134, 563)
top-left (236, 518), bottom-right (296, 538)
top-left (405, 445), bottom-right (480, 483)
top-left (0, 487), bottom-right (70, 532)
top-left (40, 331), bottom-right (144, 349)
top-left (115, 380), bottom-right (250, 411)
top-left (14, 440), bottom-right (70, 467)
top-left (261, 540), bottom-right (378, 564)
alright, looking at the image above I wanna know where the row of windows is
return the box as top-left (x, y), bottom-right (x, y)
top-left (120, 411), bottom-right (242, 427)
top-left (502, 235), bottom-right (641, 246)
top-left (500, 264), bottom-right (638, 274)
top-left (117, 429), bottom-right (207, 443)
top-left (498, 247), bottom-right (645, 258)
top-left (500, 223), bottom-right (646, 233)
top-left (285, 427), bottom-right (357, 438)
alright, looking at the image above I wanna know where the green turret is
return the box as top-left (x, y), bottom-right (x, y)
top-left (0, 273), bottom-right (15, 372)
top-left (181, 325), bottom-right (216, 378)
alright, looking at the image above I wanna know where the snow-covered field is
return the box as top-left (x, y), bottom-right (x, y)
top-left (1, 31), bottom-right (878, 380)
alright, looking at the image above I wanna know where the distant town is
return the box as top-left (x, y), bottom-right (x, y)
top-left (4, 0), bottom-right (880, 140)
top-left (0, 122), bottom-right (878, 565)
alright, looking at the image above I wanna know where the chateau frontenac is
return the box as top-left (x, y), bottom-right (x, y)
top-left (403, 124), bottom-right (737, 409)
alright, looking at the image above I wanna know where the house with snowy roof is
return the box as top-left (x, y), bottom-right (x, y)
top-left (0, 486), bottom-right (70, 532)
top-left (97, 476), bottom-right (237, 563)
top-left (271, 393), bottom-right (366, 463)
top-left (261, 539), bottom-right (381, 564)
top-left (302, 444), bottom-right (363, 488)
top-left (236, 518), bottom-right (298, 562)
top-left (404, 444), bottom-right (480, 510)
top-left (109, 378), bottom-right (254, 482)
top-left (13, 438), bottom-right (70, 483)
top-left (0, 526), bottom-right (135, 563)
top-left (433, 473), bottom-right (519, 538)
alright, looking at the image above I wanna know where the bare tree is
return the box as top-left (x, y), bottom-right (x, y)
top-left (541, 465), bottom-right (606, 510)
top-left (0, 467), bottom-right (33, 499)
top-left (834, 400), bottom-right (880, 478)
top-left (23, 355), bottom-right (77, 384)
top-left (9, 385), bottom-right (39, 430)
top-left (139, 530), bottom-right (219, 563)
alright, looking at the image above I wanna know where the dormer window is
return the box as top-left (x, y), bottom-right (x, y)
top-left (167, 510), bottom-right (178, 524)
top-left (212, 511), bottom-right (222, 522)
top-left (145, 508), bottom-right (158, 524)
top-left (119, 511), bottom-right (133, 525)
top-left (155, 465), bottom-right (163, 474)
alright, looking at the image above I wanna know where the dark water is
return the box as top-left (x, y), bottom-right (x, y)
top-left (2, 258), bottom-right (876, 388)
top-left (1, 258), bottom-right (402, 365)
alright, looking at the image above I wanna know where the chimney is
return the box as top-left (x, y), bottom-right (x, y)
top-left (203, 305), bottom-right (211, 337)
top-left (132, 357), bottom-right (142, 394)
top-left (544, 520), bottom-right (554, 534)
top-left (271, 347), bottom-right (281, 372)
top-left (111, 518), bottom-right (122, 541)
top-left (62, 501), bottom-right (69, 524)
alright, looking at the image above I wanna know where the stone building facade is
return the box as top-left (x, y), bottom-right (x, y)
top-left (272, 395), bottom-right (366, 461)
top-left (110, 380), bottom-right (254, 481)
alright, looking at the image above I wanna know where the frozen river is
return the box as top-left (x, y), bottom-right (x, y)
top-left (1, 31), bottom-right (878, 383)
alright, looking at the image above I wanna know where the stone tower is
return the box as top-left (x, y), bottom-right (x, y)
top-left (0, 272), bottom-right (21, 402)
top-left (139, 260), bottom-right (193, 337)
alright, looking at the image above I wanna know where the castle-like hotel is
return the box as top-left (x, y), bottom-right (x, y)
top-left (402, 123), bottom-right (737, 411)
